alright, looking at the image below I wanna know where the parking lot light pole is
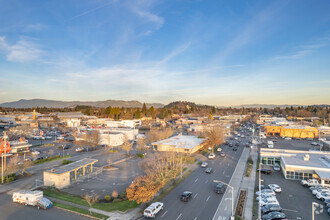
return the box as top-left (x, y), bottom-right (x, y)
top-left (259, 162), bottom-right (263, 220)
top-left (213, 180), bottom-right (234, 218)
top-left (312, 202), bottom-right (317, 220)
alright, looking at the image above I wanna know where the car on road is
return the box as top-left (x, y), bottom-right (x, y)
top-left (311, 142), bottom-right (318, 146)
top-left (201, 162), bottom-right (208, 167)
top-left (256, 189), bottom-right (276, 196)
top-left (258, 169), bottom-right (272, 175)
top-left (31, 151), bottom-right (40, 155)
top-left (205, 168), bottom-right (212, 174)
top-left (233, 147), bottom-right (238, 151)
top-left (75, 147), bottom-right (84, 152)
top-left (208, 153), bottom-right (215, 159)
top-left (229, 143), bottom-right (233, 147)
top-left (217, 147), bottom-right (222, 152)
top-left (143, 202), bottom-right (164, 218)
top-left (220, 152), bottom-right (226, 157)
top-left (273, 164), bottom-right (280, 171)
top-left (262, 211), bottom-right (286, 220)
top-left (215, 183), bottom-right (225, 194)
top-left (268, 184), bottom-right (281, 193)
top-left (261, 204), bottom-right (282, 215)
top-left (180, 191), bottom-right (192, 202)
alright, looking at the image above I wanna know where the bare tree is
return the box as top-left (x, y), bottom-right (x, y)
top-left (136, 138), bottom-right (146, 153)
top-left (19, 160), bottom-right (33, 175)
top-left (146, 127), bottom-right (173, 144)
top-left (87, 131), bottom-right (100, 150)
top-left (204, 126), bottom-right (224, 153)
top-left (5, 156), bottom-right (19, 175)
top-left (83, 193), bottom-right (99, 214)
top-left (122, 135), bottom-right (133, 155)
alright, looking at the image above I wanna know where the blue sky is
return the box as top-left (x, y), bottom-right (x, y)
top-left (0, 0), bottom-right (329, 106)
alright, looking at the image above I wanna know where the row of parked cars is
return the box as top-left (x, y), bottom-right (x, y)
top-left (301, 179), bottom-right (330, 215)
top-left (256, 184), bottom-right (287, 220)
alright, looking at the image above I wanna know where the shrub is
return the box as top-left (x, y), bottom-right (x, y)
top-left (136, 153), bottom-right (145, 158)
top-left (113, 198), bottom-right (122, 202)
top-left (62, 160), bottom-right (73, 165)
top-left (7, 177), bottom-right (15, 182)
top-left (104, 195), bottom-right (111, 201)
top-left (247, 156), bottom-right (253, 164)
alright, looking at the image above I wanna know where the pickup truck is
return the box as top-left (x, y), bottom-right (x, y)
top-left (301, 179), bottom-right (319, 187)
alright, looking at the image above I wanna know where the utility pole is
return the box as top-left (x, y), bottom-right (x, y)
top-left (4, 132), bottom-right (7, 173)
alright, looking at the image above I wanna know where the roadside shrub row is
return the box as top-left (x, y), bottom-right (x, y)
top-left (34, 155), bottom-right (72, 165)
top-left (0, 173), bottom-right (16, 183)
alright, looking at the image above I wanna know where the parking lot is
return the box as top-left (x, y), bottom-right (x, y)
top-left (260, 167), bottom-right (329, 220)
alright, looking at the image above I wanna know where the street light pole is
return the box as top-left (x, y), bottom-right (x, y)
top-left (259, 163), bottom-right (262, 220)
top-left (213, 180), bottom-right (234, 218)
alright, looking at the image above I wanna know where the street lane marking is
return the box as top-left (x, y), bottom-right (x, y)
top-left (206, 196), bottom-right (210, 202)
top-left (205, 180), bottom-right (209, 183)
top-left (161, 210), bottom-right (168, 218)
top-left (176, 213), bottom-right (182, 220)
top-left (195, 178), bottom-right (198, 182)
top-left (213, 169), bottom-right (217, 173)
top-left (222, 171), bottom-right (225, 175)
top-left (193, 218), bottom-right (197, 220)
top-left (194, 193), bottom-right (198, 198)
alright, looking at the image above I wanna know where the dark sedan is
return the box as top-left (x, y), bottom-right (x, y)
top-left (262, 212), bottom-right (287, 220)
top-left (180, 191), bottom-right (192, 202)
top-left (261, 204), bottom-right (282, 215)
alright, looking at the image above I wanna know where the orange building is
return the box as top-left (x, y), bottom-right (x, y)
top-left (265, 125), bottom-right (318, 138)
top-left (0, 139), bottom-right (12, 155)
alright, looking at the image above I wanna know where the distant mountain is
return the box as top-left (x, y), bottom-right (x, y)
top-left (223, 104), bottom-right (330, 109)
top-left (0, 99), bottom-right (164, 108)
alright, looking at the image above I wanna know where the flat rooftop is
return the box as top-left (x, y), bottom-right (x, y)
top-left (45, 158), bottom-right (98, 174)
top-left (152, 135), bottom-right (204, 149)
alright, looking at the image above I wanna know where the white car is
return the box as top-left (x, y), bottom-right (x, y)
top-left (312, 188), bottom-right (329, 195)
top-left (201, 162), bottom-right (208, 168)
top-left (256, 193), bottom-right (276, 201)
top-left (144, 202), bottom-right (163, 218)
top-left (259, 197), bottom-right (279, 206)
top-left (273, 164), bottom-right (280, 171)
top-left (31, 151), bottom-right (40, 155)
top-left (256, 189), bottom-right (276, 196)
top-left (268, 184), bottom-right (282, 193)
top-left (217, 148), bottom-right (222, 152)
top-left (316, 191), bottom-right (330, 200)
top-left (208, 153), bottom-right (216, 159)
top-left (75, 147), bottom-right (84, 152)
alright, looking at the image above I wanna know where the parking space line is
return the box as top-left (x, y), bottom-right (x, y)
top-left (222, 171), bottom-right (225, 175)
top-left (176, 213), bottom-right (182, 220)
top-left (193, 217), bottom-right (197, 220)
top-left (195, 178), bottom-right (198, 182)
top-left (213, 169), bottom-right (216, 173)
top-left (282, 208), bottom-right (299, 213)
top-left (161, 210), bottom-right (168, 218)
top-left (206, 196), bottom-right (210, 202)
top-left (205, 180), bottom-right (208, 183)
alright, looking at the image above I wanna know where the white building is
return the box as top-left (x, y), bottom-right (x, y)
top-left (99, 132), bottom-right (124, 146)
top-left (67, 118), bottom-right (81, 127)
top-left (152, 135), bottom-right (205, 154)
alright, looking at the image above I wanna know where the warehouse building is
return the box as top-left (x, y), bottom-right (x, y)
top-left (264, 125), bottom-right (318, 139)
top-left (152, 135), bottom-right (205, 154)
top-left (43, 158), bottom-right (98, 189)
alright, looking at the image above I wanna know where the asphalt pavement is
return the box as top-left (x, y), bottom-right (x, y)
top-left (154, 138), bottom-right (248, 220)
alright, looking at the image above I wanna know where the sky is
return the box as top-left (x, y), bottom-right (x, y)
top-left (0, 0), bottom-right (330, 106)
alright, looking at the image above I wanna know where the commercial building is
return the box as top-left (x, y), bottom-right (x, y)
top-left (264, 125), bottom-right (318, 139)
top-left (9, 138), bottom-right (31, 154)
top-left (43, 158), bottom-right (98, 189)
top-left (152, 135), bottom-right (205, 154)
top-left (261, 148), bottom-right (330, 186)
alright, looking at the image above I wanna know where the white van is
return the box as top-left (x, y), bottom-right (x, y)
top-left (144, 202), bottom-right (164, 218)
top-left (267, 141), bottom-right (274, 148)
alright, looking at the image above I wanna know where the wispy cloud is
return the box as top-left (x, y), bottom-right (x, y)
top-left (0, 36), bottom-right (44, 62)
top-left (25, 24), bottom-right (48, 31)
top-left (69, 1), bottom-right (115, 20)
top-left (132, 8), bottom-right (164, 29)
top-left (156, 42), bottom-right (191, 66)
top-left (272, 43), bottom-right (327, 60)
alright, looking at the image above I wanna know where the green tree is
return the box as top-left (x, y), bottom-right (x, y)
top-left (134, 109), bottom-right (141, 119)
top-left (142, 103), bottom-right (147, 116)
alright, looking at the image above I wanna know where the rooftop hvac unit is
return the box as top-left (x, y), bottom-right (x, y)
top-left (304, 154), bottom-right (310, 161)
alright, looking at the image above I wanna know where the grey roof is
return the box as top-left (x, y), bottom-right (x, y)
top-left (281, 154), bottom-right (330, 170)
top-left (152, 135), bottom-right (205, 150)
top-left (45, 158), bottom-right (98, 174)
top-left (315, 170), bottom-right (330, 179)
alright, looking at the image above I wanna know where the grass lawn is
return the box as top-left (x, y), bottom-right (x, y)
top-left (53, 202), bottom-right (108, 219)
top-left (44, 189), bottom-right (139, 212)
top-left (34, 155), bottom-right (72, 165)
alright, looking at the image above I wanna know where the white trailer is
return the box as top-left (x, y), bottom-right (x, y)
top-left (13, 190), bottom-right (53, 209)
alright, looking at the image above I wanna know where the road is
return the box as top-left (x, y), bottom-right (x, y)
top-left (155, 137), bottom-right (249, 220)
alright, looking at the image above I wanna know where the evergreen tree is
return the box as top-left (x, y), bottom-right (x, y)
top-left (142, 103), bottom-right (147, 116)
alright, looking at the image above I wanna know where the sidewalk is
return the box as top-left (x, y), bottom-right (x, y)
top-left (242, 146), bottom-right (258, 219)
top-left (213, 147), bottom-right (251, 220)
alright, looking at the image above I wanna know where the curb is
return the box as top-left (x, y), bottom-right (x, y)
top-left (54, 205), bottom-right (103, 220)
